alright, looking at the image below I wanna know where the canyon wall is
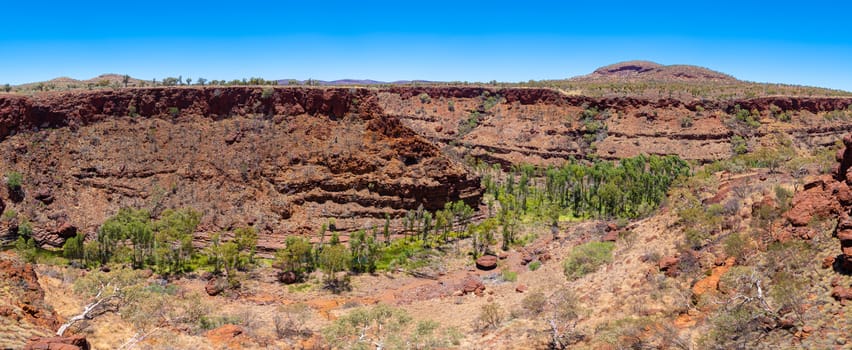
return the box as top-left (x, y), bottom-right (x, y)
top-left (1, 86), bottom-right (851, 251)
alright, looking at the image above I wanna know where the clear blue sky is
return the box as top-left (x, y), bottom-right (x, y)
top-left (2, 1), bottom-right (851, 90)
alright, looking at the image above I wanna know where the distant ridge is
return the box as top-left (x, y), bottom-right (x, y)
top-left (570, 60), bottom-right (737, 83)
top-left (275, 79), bottom-right (437, 86)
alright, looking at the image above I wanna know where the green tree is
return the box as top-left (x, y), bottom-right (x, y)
top-left (233, 226), bottom-right (257, 266)
top-left (63, 233), bottom-right (85, 261)
top-left (318, 243), bottom-right (350, 293)
top-left (162, 77), bottom-right (179, 86)
top-left (97, 208), bottom-right (153, 267)
top-left (349, 229), bottom-right (379, 273)
top-left (153, 208), bottom-right (201, 274)
top-left (14, 223), bottom-right (37, 264)
top-left (219, 241), bottom-right (241, 284)
top-left (275, 236), bottom-right (314, 280)
top-left (203, 233), bottom-right (225, 274)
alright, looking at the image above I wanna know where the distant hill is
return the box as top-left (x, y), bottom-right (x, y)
top-left (570, 61), bottom-right (737, 83)
top-left (15, 74), bottom-right (147, 90)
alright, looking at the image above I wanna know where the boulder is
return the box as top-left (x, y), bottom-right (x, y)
top-left (206, 324), bottom-right (245, 348)
top-left (659, 256), bottom-right (680, 277)
top-left (205, 277), bottom-right (227, 296)
top-left (838, 230), bottom-right (852, 241)
top-left (602, 230), bottom-right (618, 242)
top-left (461, 276), bottom-right (485, 296)
top-left (475, 255), bottom-right (498, 270)
top-left (520, 254), bottom-right (534, 265)
top-left (33, 187), bottom-right (54, 204)
top-left (823, 256), bottom-right (836, 269)
top-left (831, 286), bottom-right (852, 301)
top-left (515, 284), bottom-right (527, 293)
top-left (277, 271), bottom-right (299, 284)
top-left (23, 335), bottom-right (90, 350)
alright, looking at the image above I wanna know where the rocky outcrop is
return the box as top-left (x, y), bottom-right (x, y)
top-left (461, 275), bottom-right (486, 296)
top-left (0, 88), bottom-right (482, 252)
top-left (786, 134), bottom-right (852, 273)
top-left (0, 252), bottom-right (60, 348)
top-left (23, 335), bottom-right (90, 350)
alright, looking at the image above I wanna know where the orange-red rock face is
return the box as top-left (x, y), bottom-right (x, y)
top-left (0, 88), bottom-right (481, 252)
top-left (379, 87), bottom-right (852, 167)
top-left (786, 133), bottom-right (852, 273)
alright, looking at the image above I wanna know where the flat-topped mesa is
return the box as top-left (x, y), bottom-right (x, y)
top-left (0, 87), bottom-right (482, 252)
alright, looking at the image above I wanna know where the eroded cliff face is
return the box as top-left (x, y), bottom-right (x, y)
top-left (379, 87), bottom-right (852, 166)
top-left (2, 86), bottom-right (852, 251)
top-left (0, 88), bottom-right (481, 251)
top-left (785, 134), bottom-right (852, 273)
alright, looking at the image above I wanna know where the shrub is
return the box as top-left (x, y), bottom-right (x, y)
top-left (730, 135), bottom-right (748, 155)
top-left (774, 186), bottom-right (793, 212)
top-left (528, 260), bottom-right (542, 271)
top-left (563, 242), bottom-right (614, 280)
top-left (723, 233), bottom-right (749, 262)
top-left (418, 93), bottom-right (431, 104)
top-left (5, 171), bottom-right (22, 191)
top-left (681, 116), bottom-right (694, 128)
top-left (501, 268), bottom-right (517, 282)
top-left (261, 87), bottom-right (274, 99)
top-left (273, 303), bottom-right (310, 338)
top-left (685, 228), bottom-right (709, 249)
top-left (458, 111), bottom-right (480, 135)
top-left (275, 236), bottom-right (314, 281)
top-left (476, 303), bottom-right (504, 330)
top-left (167, 107), bottom-right (179, 117)
top-left (482, 94), bottom-right (499, 110)
top-left (1, 209), bottom-right (16, 221)
top-left (521, 292), bottom-right (547, 315)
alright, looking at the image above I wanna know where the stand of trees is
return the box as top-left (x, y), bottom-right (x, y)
top-left (62, 208), bottom-right (254, 278)
top-left (482, 154), bottom-right (690, 221)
